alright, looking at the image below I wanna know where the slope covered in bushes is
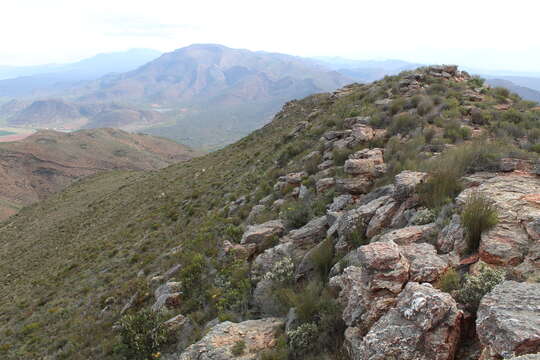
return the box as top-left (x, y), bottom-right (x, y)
top-left (1, 66), bottom-right (539, 359)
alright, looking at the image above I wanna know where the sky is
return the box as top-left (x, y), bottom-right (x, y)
top-left (1, 0), bottom-right (539, 72)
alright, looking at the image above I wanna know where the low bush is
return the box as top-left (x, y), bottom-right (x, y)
top-left (456, 265), bottom-right (505, 312)
top-left (436, 268), bottom-right (461, 293)
top-left (117, 309), bottom-right (171, 360)
top-left (461, 192), bottom-right (498, 252)
top-left (231, 340), bottom-right (246, 356)
top-left (388, 114), bottom-right (421, 136)
top-left (332, 148), bottom-right (351, 166)
top-left (287, 323), bottom-right (319, 356)
top-left (310, 238), bottom-right (335, 280)
top-left (280, 200), bottom-right (311, 229)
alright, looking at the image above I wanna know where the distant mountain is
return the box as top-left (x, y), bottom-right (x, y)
top-left (0, 127), bottom-right (196, 220)
top-left (486, 78), bottom-right (540, 103)
top-left (312, 57), bottom-right (422, 82)
top-left (4, 44), bottom-right (352, 149)
top-left (0, 49), bottom-right (162, 97)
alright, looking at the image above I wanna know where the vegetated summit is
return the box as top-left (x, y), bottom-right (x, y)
top-left (2, 44), bottom-right (351, 150)
top-left (1, 65), bottom-right (540, 360)
top-left (0, 128), bottom-right (197, 220)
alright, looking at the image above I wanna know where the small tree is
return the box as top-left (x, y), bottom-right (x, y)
top-left (461, 192), bottom-right (498, 252)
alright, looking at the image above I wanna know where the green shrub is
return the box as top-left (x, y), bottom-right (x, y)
top-left (287, 323), bottom-right (319, 356)
top-left (456, 265), bottom-right (505, 312)
top-left (260, 335), bottom-right (289, 360)
top-left (280, 200), bottom-right (311, 229)
top-left (388, 114), bottom-right (421, 136)
top-left (263, 257), bottom-right (295, 285)
top-left (231, 340), bottom-right (246, 356)
top-left (469, 76), bottom-right (485, 88)
top-left (461, 192), bottom-right (498, 252)
top-left (117, 309), bottom-right (171, 360)
top-left (303, 153), bottom-right (322, 175)
top-left (310, 238), bottom-right (335, 280)
top-left (417, 97), bottom-right (434, 116)
top-left (436, 268), bottom-right (461, 293)
top-left (332, 148), bottom-right (351, 166)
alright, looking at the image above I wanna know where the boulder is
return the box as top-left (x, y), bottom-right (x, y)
top-left (477, 281), bottom-right (540, 359)
top-left (393, 170), bottom-right (428, 201)
top-left (344, 158), bottom-right (376, 176)
top-left (152, 281), bottom-right (182, 312)
top-left (241, 220), bottom-right (285, 249)
top-left (401, 243), bottom-right (449, 282)
top-left (365, 199), bottom-right (400, 238)
top-left (457, 174), bottom-right (540, 266)
top-left (286, 216), bottom-right (327, 249)
top-left (336, 177), bottom-right (372, 195)
top-left (251, 242), bottom-right (293, 281)
top-left (377, 224), bottom-right (437, 245)
top-left (328, 194), bottom-right (354, 212)
top-left (350, 124), bottom-right (375, 143)
top-left (348, 282), bottom-right (462, 360)
top-left (316, 177), bottom-right (335, 193)
top-left (178, 318), bottom-right (285, 360)
top-left (164, 314), bottom-right (195, 352)
top-left (437, 214), bottom-right (466, 255)
top-left (246, 204), bottom-right (266, 224)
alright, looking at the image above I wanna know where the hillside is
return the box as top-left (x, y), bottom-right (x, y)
top-left (5, 99), bottom-right (167, 131)
top-left (0, 66), bottom-right (539, 360)
top-left (486, 78), bottom-right (540, 103)
top-left (0, 128), bottom-right (196, 219)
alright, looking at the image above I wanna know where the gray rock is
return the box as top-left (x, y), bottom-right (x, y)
top-left (335, 177), bottom-right (372, 195)
top-left (164, 314), bottom-right (195, 352)
top-left (246, 204), bottom-right (266, 224)
top-left (251, 242), bottom-right (293, 281)
top-left (328, 194), bottom-right (354, 212)
top-left (286, 307), bottom-right (301, 332)
top-left (477, 281), bottom-right (540, 359)
top-left (437, 214), bottom-right (466, 255)
top-left (178, 318), bottom-right (285, 360)
top-left (365, 199), bottom-right (399, 238)
top-left (241, 220), bottom-right (285, 249)
top-left (348, 282), bottom-right (462, 360)
top-left (316, 177), bottom-right (335, 193)
top-left (401, 243), bottom-right (449, 282)
top-left (393, 170), bottom-right (428, 201)
top-left (287, 216), bottom-right (327, 248)
top-left (377, 224), bottom-right (437, 245)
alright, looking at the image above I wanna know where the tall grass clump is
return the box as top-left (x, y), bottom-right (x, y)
top-left (460, 192), bottom-right (498, 252)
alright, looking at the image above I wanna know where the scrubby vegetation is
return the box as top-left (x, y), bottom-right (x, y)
top-left (0, 65), bottom-right (538, 359)
top-left (461, 192), bottom-right (499, 252)
top-left (456, 265), bottom-right (506, 312)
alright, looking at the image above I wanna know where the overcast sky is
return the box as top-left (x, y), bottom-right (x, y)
top-left (1, 0), bottom-right (539, 72)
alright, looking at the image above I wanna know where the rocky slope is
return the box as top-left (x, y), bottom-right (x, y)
top-left (0, 128), bottom-right (196, 219)
top-left (0, 66), bottom-right (539, 360)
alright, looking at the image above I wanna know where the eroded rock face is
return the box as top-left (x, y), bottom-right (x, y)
top-left (437, 214), bottom-right (466, 255)
top-left (393, 170), bottom-right (428, 201)
top-left (241, 220), bottom-right (285, 249)
top-left (401, 243), bottom-right (449, 282)
top-left (457, 174), bottom-right (540, 267)
top-left (178, 318), bottom-right (284, 360)
top-left (477, 281), bottom-right (540, 359)
top-left (376, 224), bottom-right (436, 245)
top-left (348, 282), bottom-right (462, 360)
top-left (152, 281), bottom-right (182, 312)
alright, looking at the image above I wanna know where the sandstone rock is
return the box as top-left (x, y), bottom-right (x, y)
top-left (344, 116), bottom-right (371, 128)
top-left (514, 242), bottom-right (540, 281)
top-left (152, 281), bottom-right (182, 312)
top-left (164, 314), bottom-right (195, 351)
top-left (357, 241), bottom-right (410, 294)
top-left (344, 158), bottom-right (376, 176)
top-left (247, 204), bottom-right (266, 224)
top-left (508, 355), bottom-right (540, 360)
top-left (336, 177), bottom-right (372, 195)
top-left (287, 216), bottom-right (327, 249)
top-left (437, 214), bottom-right (466, 254)
top-left (282, 171), bottom-right (307, 184)
top-left (316, 177), bottom-right (335, 193)
top-left (251, 242), bottom-right (293, 281)
top-left (328, 194), bottom-right (354, 212)
top-left (349, 282), bottom-right (462, 360)
top-left (178, 318), bottom-right (284, 360)
top-left (393, 170), bottom-right (428, 201)
top-left (241, 220), bottom-right (285, 249)
top-left (323, 130), bottom-right (352, 141)
top-left (377, 224), bottom-right (436, 245)
top-left (318, 159), bottom-right (334, 170)
top-left (271, 199), bottom-right (285, 209)
top-left (253, 278), bottom-right (281, 316)
top-left (365, 199), bottom-right (399, 238)
top-left (351, 124), bottom-right (375, 142)
top-left (401, 243), bottom-right (449, 282)
top-left (457, 174), bottom-right (540, 266)
top-left (477, 281), bottom-right (540, 359)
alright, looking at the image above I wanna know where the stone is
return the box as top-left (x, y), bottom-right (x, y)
top-left (253, 278), bottom-right (281, 316)
top-left (344, 116), bottom-right (371, 128)
top-left (259, 194), bottom-right (274, 206)
top-left (351, 124), bottom-right (375, 142)
top-left (282, 172), bottom-right (307, 184)
top-left (251, 242), bottom-right (293, 281)
top-left (514, 242), bottom-right (540, 281)
top-left (316, 177), bottom-right (335, 193)
top-left (287, 216), bottom-right (327, 249)
top-left (323, 130), bottom-right (351, 140)
top-left (328, 194), bottom-right (354, 212)
top-left (298, 185), bottom-right (310, 201)
top-left (348, 282), bottom-right (462, 360)
top-left (393, 170), bottom-right (428, 201)
top-left (241, 220), bottom-right (285, 248)
top-left (246, 204), bottom-right (266, 224)
top-left (164, 314), bottom-right (195, 351)
top-left (377, 224), bottom-right (437, 245)
top-left (457, 174), bottom-right (540, 266)
top-left (437, 214), bottom-right (466, 254)
top-left (400, 243), bottom-right (449, 282)
top-left (344, 158), bottom-right (376, 176)
top-left (477, 281), bottom-right (540, 359)
top-left (152, 281), bottom-right (182, 311)
top-left (271, 199), bottom-right (285, 209)
top-left (178, 318), bottom-right (285, 360)
top-left (285, 308), bottom-right (300, 332)
top-left (336, 177), bottom-right (372, 195)
top-left (365, 199), bottom-right (400, 238)
top-left (317, 159), bottom-right (334, 170)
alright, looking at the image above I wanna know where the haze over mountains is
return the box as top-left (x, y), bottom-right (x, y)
top-left (2, 44), bottom-right (540, 150)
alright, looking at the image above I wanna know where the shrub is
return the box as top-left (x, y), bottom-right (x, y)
top-left (411, 208), bottom-right (436, 225)
top-left (436, 268), bottom-right (461, 293)
top-left (456, 265), bottom-right (505, 312)
top-left (332, 148), bottom-right (351, 166)
top-left (310, 238), bottom-right (334, 280)
top-left (263, 257), bottom-right (295, 285)
top-left (469, 76), bottom-right (485, 88)
top-left (260, 335), bottom-right (288, 360)
top-left (117, 309), bottom-right (171, 360)
top-left (417, 97), bottom-right (434, 116)
top-left (461, 192), bottom-right (498, 252)
top-left (303, 153), bottom-right (322, 175)
top-left (388, 114), bottom-right (421, 136)
top-left (287, 323), bottom-right (319, 356)
top-left (280, 200), bottom-right (311, 229)
top-left (231, 340), bottom-right (246, 356)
